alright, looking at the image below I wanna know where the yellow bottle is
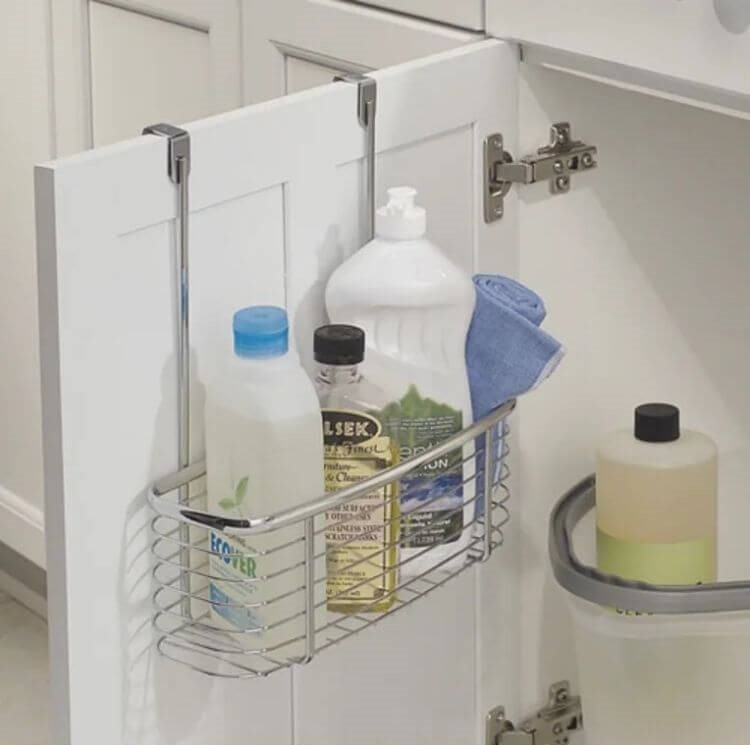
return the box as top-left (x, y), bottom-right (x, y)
top-left (313, 325), bottom-right (399, 613)
top-left (596, 403), bottom-right (718, 605)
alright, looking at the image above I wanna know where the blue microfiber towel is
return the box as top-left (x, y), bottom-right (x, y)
top-left (467, 274), bottom-right (564, 420)
top-left (467, 275), bottom-right (564, 510)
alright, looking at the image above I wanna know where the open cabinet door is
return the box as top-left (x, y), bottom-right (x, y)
top-left (35, 39), bottom-right (520, 745)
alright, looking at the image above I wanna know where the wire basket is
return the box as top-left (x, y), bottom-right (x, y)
top-left (147, 399), bottom-right (515, 678)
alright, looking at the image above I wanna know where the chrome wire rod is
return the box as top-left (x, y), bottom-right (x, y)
top-left (142, 122), bottom-right (192, 618)
top-left (149, 398), bottom-right (515, 534)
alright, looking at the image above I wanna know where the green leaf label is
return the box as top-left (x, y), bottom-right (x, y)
top-left (234, 476), bottom-right (249, 505)
top-left (379, 385), bottom-right (464, 548)
top-left (216, 476), bottom-right (251, 513)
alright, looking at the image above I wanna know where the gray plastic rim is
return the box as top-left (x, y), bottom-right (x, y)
top-left (549, 475), bottom-right (750, 614)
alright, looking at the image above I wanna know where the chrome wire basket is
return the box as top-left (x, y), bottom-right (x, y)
top-left (142, 117), bottom-right (515, 680)
top-left (147, 399), bottom-right (514, 679)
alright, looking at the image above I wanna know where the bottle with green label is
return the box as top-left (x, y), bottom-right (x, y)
top-left (313, 324), bottom-right (400, 613)
top-left (204, 306), bottom-right (324, 658)
top-left (325, 187), bottom-right (476, 579)
top-left (596, 403), bottom-right (718, 613)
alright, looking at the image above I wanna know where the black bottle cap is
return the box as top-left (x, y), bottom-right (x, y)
top-left (634, 403), bottom-right (680, 443)
top-left (314, 324), bottom-right (365, 365)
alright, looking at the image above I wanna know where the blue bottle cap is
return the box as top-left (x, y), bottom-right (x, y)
top-left (233, 306), bottom-right (289, 358)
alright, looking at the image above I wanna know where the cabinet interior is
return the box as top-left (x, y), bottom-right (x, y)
top-left (517, 62), bottom-right (750, 711)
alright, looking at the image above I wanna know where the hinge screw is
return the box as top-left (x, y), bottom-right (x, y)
top-left (555, 175), bottom-right (570, 190)
top-left (581, 152), bottom-right (594, 168)
top-left (553, 159), bottom-right (564, 174)
top-left (494, 206), bottom-right (504, 216)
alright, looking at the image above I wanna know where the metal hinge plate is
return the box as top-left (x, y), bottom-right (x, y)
top-left (486, 681), bottom-right (583, 745)
top-left (484, 122), bottom-right (598, 222)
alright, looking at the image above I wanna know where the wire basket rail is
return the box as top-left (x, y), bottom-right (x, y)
top-left (148, 398), bottom-right (515, 678)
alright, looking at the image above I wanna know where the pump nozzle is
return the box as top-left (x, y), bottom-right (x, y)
top-left (376, 185), bottom-right (426, 240)
top-left (385, 186), bottom-right (417, 211)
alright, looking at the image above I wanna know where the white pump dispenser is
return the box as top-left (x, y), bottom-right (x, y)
top-left (375, 186), bottom-right (427, 240)
top-left (326, 187), bottom-right (476, 578)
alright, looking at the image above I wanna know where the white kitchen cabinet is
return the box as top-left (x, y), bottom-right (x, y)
top-left (487, 0), bottom-right (750, 114)
top-left (34, 16), bottom-right (750, 745)
top-left (345, 0), bottom-right (484, 30)
top-left (51, 0), bottom-right (243, 154)
top-left (243, 0), bottom-right (480, 101)
top-left (47, 0), bottom-right (477, 155)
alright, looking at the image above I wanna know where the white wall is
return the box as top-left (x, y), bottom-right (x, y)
top-left (518, 64), bottom-right (750, 712)
top-left (0, 0), bottom-right (53, 567)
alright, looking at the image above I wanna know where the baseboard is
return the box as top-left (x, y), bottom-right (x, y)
top-left (0, 482), bottom-right (46, 568)
top-left (0, 566), bottom-right (47, 619)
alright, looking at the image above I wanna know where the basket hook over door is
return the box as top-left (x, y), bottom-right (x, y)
top-left (142, 122), bottom-right (192, 616)
top-left (335, 73), bottom-right (377, 240)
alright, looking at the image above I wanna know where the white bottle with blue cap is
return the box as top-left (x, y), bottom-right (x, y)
top-left (204, 305), bottom-right (323, 660)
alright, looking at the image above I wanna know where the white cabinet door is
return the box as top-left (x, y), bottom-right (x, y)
top-left (51, 0), bottom-right (242, 154)
top-left (487, 0), bottom-right (750, 112)
top-left (243, 0), bottom-right (481, 101)
top-left (35, 39), bottom-right (520, 745)
top-left (345, 0), bottom-right (484, 30)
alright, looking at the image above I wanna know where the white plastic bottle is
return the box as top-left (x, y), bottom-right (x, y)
top-left (325, 187), bottom-right (476, 577)
top-left (204, 306), bottom-right (324, 661)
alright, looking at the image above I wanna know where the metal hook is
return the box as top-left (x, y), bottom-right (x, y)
top-left (143, 122), bottom-right (192, 616)
top-left (335, 74), bottom-right (377, 241)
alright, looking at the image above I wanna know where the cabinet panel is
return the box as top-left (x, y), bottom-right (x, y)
top-left (488, 0), bottom-right (750, 111)
top-left (36, 40), bottom-right (520, 745)
top-left (89, 3), bottom-right (212, 146)
top-left (51, 0), bottom-right (242, 155)
top-left (286, 57), bottom-right (344, 95)
top-left (243, 0), bottom-right (481, 103)
top-left (345, 0), bottom-right (484, 30)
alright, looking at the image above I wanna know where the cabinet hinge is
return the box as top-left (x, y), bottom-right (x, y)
top-left (485, 681), bottom-right (583, 745)
top-left (483, 122), bottom-right (598, 222)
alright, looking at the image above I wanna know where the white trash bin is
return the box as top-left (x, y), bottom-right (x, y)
top-left (550, 476), bottom-right (750, 745)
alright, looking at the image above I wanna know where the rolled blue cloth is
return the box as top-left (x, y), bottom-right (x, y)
top-left (467, 274), bottom-right (564, 420)
top-left (467, 275), bottom-right (564, 512)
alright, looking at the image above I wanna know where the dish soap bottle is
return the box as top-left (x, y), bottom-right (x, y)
top-left (205, 306), bottom-right (324, 659)
top-left (596, 403), bottom-right (718, 605)
top-left (325, 187), bottom-right (476, 578)
top-left (313, 324), bottom-right (399, 613)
